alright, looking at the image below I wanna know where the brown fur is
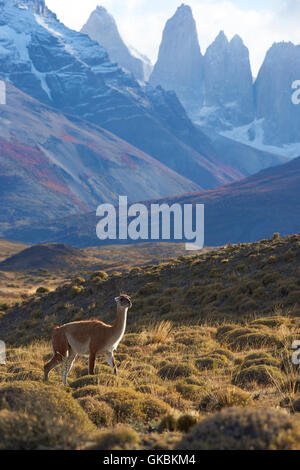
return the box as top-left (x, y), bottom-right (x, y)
top-left (44, 295), bottom-right (132, 384)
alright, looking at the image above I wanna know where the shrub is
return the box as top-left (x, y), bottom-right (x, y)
top-left (293, 397), bottom-right (300, 412)
top-left (250, 316), bottom-right (290, 328)
top-left (158, 363), bottom-right (197, 380)
top-left (0, 409), bottom-right (84, 450)
top-left (0, 382), bottom-right (95, 449)
top-left (262, 273), bottom-right (280, 285)
top-left (175, 382), bottom-right (207, 401)
top-left (78, 397), bottom-right (115, 427)
top-left (73, 276), bottom-right (85, 285)
top-left (90, 271), bottom-right (108, 281)
top-left (285, 250), bottom-right (296, 262)
top-left (176, 408), bottom-right (300, 450)
top-left (195, 354), bottom-right (228, 371)
top-left (87, 425), bottom-right (140, 450)
top-left (240, 352), bottom-right (280, 370)
top-left (100, 388), bottom-right (170, 423)
top-left (223, 327), bottom-right (280, 351)
top-left (70, 285), bottom-right (83, 298)
top-left (159, 414), bottom-right (177, 432)
top-left (70, 375), bottom-right (100, 389)
top-left (36, 287), bottom-right (50, 294)
top-left (232, 365), bottom-right (283, 388)
top-left (72, 385), bottom-right (101, 399)
top-left (286, 291), bottom-right (300, 305)
top-left (147, 321), bottom-right (173, 344)
top-left (177, 414), bottom-right (198, 433)
top-left (199, 386), bottom-right (254, 412)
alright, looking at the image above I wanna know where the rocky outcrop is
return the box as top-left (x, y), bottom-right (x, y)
top-left (81, 6), bottom-right (147, 81)
top-left (150, 4), bottom-right (204, 114)
top-left (255, 42), bottom-right (300, 145)
top-left (203, 31), bottom-right (254, 128)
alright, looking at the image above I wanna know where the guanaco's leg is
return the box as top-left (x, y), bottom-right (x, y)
top-left (61, 349), bottom-right (77, 386)
top-left (106, 352), bottom-right (117, 376)
top-left (44, 353), bottom-right (63, 382)
top-left (89, 351), bottom-right (96, 375)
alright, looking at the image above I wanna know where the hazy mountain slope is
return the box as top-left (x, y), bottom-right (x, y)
top-left (0, 83), bottom-right (201, 230)
top-left (0, 0), bottom-right (239, 189)
top-left (81, 6), bottom-right (148, 82)
top-left (6, 157), bottom-right (300, 247)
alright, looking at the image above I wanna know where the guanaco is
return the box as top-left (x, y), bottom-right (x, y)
top-left (44, 294), bottom-right (132, 386)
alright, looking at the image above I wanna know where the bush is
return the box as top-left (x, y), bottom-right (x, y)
top-left (176, 408), bottom-right (300, 450)
top-left (72, 385), bottom-right (101, 399)
top-left (70, 285), bottom-right (83, 298)
top-left (159, 414), bottom-right (177, 432)
top-left (90, 271), bottom-right (108, 281)
top-left (199, 386), bottom-right (254, 412)
top-left (87, 425), bottom-right (140, 450)
top-left (195, 354), bottom-right (228, 371)
top-left (222, 327), bottom-right (280, 351)
top-left (175, 382), bottom-right (207, 401)
top-left (70, 375), bottom-right (100, 389)
top-left (0, 382), bottom-right (95, 449)
top-left (177, 414), bottom-right (198, 433)
top-left (36, 287), bottom-right (50, 294)
top-left (100, 388), bottom-right (170, 423)
top-left (232, 365), bottom-right (283, 388)
top-left (240, 352), bottom-right (280, 370)
top-left (0, 410), bottom-right (83, 450)
top-left (78, 397), bottom-right (115, 427)
top-left (250, 317), bottom-right (290, 328)
top-left (158, 363), bottom-right (197, 380)
top-left (262, 273), bottom-right (280, 285)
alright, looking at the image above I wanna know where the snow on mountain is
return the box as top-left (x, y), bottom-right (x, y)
top-left (128, 45), bottom-right (153, 81)
top-left (0, 0), bottom-right (241, 191)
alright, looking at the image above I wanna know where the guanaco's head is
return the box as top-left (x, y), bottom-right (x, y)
top-left (115, 294), bottom-right (132, 309)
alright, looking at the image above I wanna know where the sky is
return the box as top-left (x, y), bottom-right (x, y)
top-left (46, 0), bottom-right (300, 76)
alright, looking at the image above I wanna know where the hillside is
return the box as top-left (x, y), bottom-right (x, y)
top-left (1, 233), bottom-right (299, 343)
top-left (0, 243), bottom-right (100, 273)
top-left (0, 83), bottom-right (203, 232)
top-left (6, 156), bottom-right (300, 248)
top-left (0, 239), bottom-right (28, 263)
top-left (0, 234), bottom-right (300, 450)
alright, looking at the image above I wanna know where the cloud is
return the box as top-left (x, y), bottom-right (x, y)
top-left (46, 0), bottom-right (299, 76)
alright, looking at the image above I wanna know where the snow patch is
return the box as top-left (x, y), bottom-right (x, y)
top-left (221, 120), bottom-right (300, 159)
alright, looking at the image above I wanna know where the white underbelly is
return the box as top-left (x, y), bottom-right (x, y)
top-left (66, 333), bottom-right (91, 356)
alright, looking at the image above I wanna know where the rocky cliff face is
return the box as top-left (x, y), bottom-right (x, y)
top-left (255, 42), bottom-right (300, 145)
top-left (150, 6), bottom-right (254, 129)
top-left (150, 4), bottom-right (204, 114)
top-left (203, 32), bottom-right (254, 128)
top-left (0, 0), bottom-right (241, 214)
top-left (81, 6), bottom-right (148, 82)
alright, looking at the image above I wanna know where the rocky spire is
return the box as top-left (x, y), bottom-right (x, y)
top-left (81, 5), bottom-right (147, 81)
top-left (150, 4), bottom-right (204, 113)
top-left (204, 31), bottom-right (254, 126)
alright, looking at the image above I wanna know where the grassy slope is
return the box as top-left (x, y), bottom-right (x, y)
top-left (0, 234), bottom-right (300, 450)
top-left (0, 241), bottom-right (203, 308)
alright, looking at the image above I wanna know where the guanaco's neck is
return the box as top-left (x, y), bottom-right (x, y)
top-left (112, 305), bottom-right (128, 340)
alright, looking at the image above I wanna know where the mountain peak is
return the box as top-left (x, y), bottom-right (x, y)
top-left (214, 30), bottom-right (229, 45)
top-left (176, 3), bottom-right (192, 15)
top-left (13, 0), bottom-right (55, 17)
top-left (81, 6), bottom-right (147, 81)
top-left (230, 34), bottom-right (244, 46)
